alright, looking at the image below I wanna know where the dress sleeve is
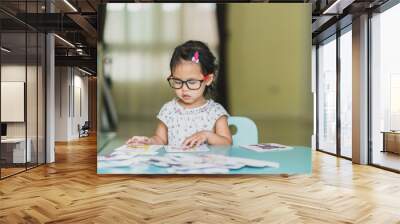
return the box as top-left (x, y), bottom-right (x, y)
top-left (210, 102), bottom-right (230, 125)
top-left (156, 102), bottom-right (172, 127)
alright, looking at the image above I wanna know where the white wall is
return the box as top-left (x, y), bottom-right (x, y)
top-left (55, 67), bottom-right (68, 141)
top-left (1, 65), bottom-right (42, 137)
top-left (1, 82), bottom-right (25, 122)
top-left (1, 63), bottom-right (47, 163)
top-left (72, 73), bottom-right (89, 138)
top-left (1, 66), bottom-right (26, 136)
top-left (55, 67), bottom-right (89, 141)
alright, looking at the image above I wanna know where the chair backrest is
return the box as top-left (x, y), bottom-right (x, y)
top-left (227, 116), bottom-right (258, 145)
top-left (82, 121), bottom-right (90, 129)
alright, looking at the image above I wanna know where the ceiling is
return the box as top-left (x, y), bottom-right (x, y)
top-left (0, 0), bottom-right (393, 74)
top-left (1, 0), bottom-right (99, 73)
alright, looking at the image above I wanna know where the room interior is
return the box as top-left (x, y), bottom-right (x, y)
top-left (0, 0), bottom-right (399, 223)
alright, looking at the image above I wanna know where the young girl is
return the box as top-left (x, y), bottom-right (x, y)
top-left (126, 40), bottom-right (232, 148)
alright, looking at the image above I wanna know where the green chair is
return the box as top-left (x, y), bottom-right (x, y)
top-left (227, 116), bottom-right (258, 145)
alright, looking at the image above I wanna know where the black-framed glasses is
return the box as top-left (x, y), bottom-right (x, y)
top-left (167, 76), bottom-right (208, 90)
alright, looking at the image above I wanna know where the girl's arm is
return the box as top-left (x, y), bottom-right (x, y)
top-left (182, 116), bottom-right (232, 147)
top-left (208, 116), bottom-right (232, 145)
top-left (126, 121), bottom-right (168, 145)
top-left (149, 121), bottom-right (168, 145)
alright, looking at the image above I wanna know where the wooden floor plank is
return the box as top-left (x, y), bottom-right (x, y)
top-left (0, 135), bottom-right (400, 223)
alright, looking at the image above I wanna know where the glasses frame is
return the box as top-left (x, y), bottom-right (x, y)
top-left (167, 75), bottom-right (209, 90)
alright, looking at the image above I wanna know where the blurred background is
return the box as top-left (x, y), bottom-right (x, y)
top-left (98, 3), bottom-right (312, 151)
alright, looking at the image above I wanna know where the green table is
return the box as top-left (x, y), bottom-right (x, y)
top-left (97, 140), bottom-right (312, 174)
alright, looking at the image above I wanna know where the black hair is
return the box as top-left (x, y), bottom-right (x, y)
top-left (169, 40), bottom-right (218, 98)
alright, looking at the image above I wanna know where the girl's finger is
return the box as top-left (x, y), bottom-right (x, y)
top-left (143, 137), bottom-right (151, 144)
top-left (132, 136), bottom-right (140, 141)
top-left (182, 139), bottom-right (188, 147)
top-left (195, 137), bottom-right (205, 147)
top-left (135, 136), bottom-right (143, 142)
top-left (137, 136), bottom-right (148, 142)
top-left (182, 137), bottom-right (193, 148)
top-left (127, 136), bottom-right (148, 145)
top-left (126, 137), bottom-right (135, 144)
top-left (189, 137), bottom-right (199, 148)
top-left (185, 139), bottom-right (193, 148)
top-left (129, 136), bottom-right (139, 143)
top-left (186, 137), bottom-right (194, 148)
top-left (136, 139), bottom-right (147, 144)
top-left (187, 140), bottom-right (194, 148)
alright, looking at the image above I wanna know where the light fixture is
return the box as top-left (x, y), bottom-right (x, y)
top-left (75, 42), bottom-right (84, 47)
top-left (1, 47), bottom-right (11, 53)
top-left (54, 34), bottom-right (75, 48)
top-left (78, 67), bottom-right (93, 76)
top-left (63, 0), bottom-right (78, 12)
top-left (322, 0), bottom-right (354, 15)
top-left (76, 48), bottom-right (86, 55)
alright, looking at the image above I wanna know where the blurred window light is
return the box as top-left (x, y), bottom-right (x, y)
top-left (103, 3), bottom-right (219, 118)
top-left (127, 3), bottom-right (150, 12)
top-left (107, 3), bottom-right (125, 11)
top-left (198, 3), bottom-right (216, 11)
top-left (162, 3), bottom-right (181, 12)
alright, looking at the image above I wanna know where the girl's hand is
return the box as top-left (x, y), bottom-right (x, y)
top-left (182, 131), bottom-right (210, 148)
top-left (126, 136), bottom-right (152, 145)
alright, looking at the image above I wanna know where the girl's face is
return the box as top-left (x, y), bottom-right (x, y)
top-left (171, 60), bottom-right (213, 105)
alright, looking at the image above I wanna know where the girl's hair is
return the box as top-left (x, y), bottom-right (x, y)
top-left (169, 40), bottom-right (218, 97)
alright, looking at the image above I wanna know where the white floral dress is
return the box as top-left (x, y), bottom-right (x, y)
top-left (157, 98), bottom-right (229, 146)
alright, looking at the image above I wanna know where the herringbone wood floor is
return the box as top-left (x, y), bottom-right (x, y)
top-left (1, 135), bottom-right (400, 224)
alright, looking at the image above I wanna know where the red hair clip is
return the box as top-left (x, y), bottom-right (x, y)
top-left (192, 51), bottom-right (199, 63)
